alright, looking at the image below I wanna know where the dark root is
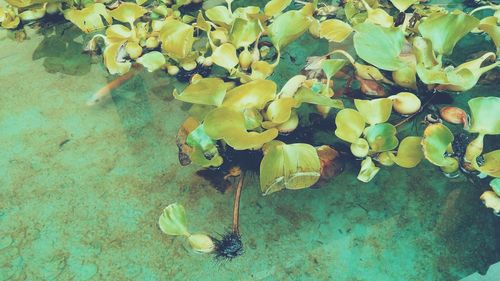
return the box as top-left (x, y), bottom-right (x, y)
top-left (213, 231), bottom-right (243, 260)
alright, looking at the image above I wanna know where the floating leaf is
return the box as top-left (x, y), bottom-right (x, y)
top-left (260, 141), bottom-right (320, 195)
top-left (294, 86), bottom-right (344, 109)
top-left (279, 75), bottom-right (307, 98)
top-left (212, 43), bottom-right (239, 70)
top-left (264, 0), bottom-right (292, 17)
top-left (389, 136), bottom-right (424, 168)
top-left (478, 16), bottom-right (500, 51)
top-left (351, 138), bottom-right (369, 158)
top-left (106, 24), bottom-right (133, 41)
top-left (230, 18), bottom-right (262, 48)
top-left (103, 41), bottom-right (131, 75)
top-left (354, 98), bottom-right (393, 125)
top-left (159, 18), bottom-right (194, 59)
top-left (186, 125), bottom-right (223, 167)
top-left (222, 79), bottom-right (277, 111)
top-left (421, 123), bottom-right (456, 168)
top-left (491, 178), bottom-right (500, 196)
top-left (480, 191), bottom-right (500, 215)
top-left (465, 96), bottom-right (500, 161)
top-left (418, 10), bottom-right (479, 55)
top-left (205, 6), bottom-right (233, 27)
top-left (364, 123), bottom-right (399, 152)
top-left (204, 107), bottom-right (278, 150)
top-left (357, 157), bottom-right (380, 183)
top-left (265, 98), bottom-right (299, 124)
top-left (432, 52), bottom-right (500, 92)
top-left (5, 0), bottom-right (47, 8)
top-left (473, 150), bottom-right (500, 178)
top-left (467, 96), bottom-right (500, 136)
top-left (322, 59), bottom-right (347, 79)
top-left (159, 203), bottom-right (190, 236)
top-left (173, 78), bottom-right (227, 106)
top-left (389, 0), bottom-right (417, 12)
top-left (64, 3), bottom-right (112, 33)
top-left (319, 19), bottom-right (353, 43)
top-left (137, 51), bottom-right (165, 72)
top-left (268, 10), bottom-right (312, 50)
top-left (335, 109), bottom-right (365, 143)
top-left (353, 22), bottom-right (405, 71)
top-left (250, 61), bottom-right (275, 80)
top-left (109, 2), bottom-right (146, 24)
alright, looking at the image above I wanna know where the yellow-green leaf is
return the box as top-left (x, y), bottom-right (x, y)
top-left (319, 19), bottom-right (353, 43)
top-left (173, 78), bottom-right (227, 106)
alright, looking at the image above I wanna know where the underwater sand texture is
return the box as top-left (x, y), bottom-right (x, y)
top-left (1, 25), bottom-right (499, 281)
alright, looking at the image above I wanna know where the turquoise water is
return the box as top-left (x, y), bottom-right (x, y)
top-left (1, 14), bottom-right (500, 281)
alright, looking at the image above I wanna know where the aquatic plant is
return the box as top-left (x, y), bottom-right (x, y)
top-left (2, 0), bottom-right (499, 259)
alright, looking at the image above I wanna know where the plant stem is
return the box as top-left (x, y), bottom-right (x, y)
top-left (232, 171), bottom-right (245, 234)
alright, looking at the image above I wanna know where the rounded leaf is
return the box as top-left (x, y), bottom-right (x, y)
top-left (212, 43), bottom-right (239, 71)
top-left (467, 96), bottom-right (500, 136)
top-left (364, 123), bottom-right (399, 152)
top-left (204, 107), bottom-right (278, 150)
top-left (335, 109), bottom-right (365, 143)
top-left (173, 78), bottom-right (228, 106)
top-left (319, 19), bottom-right (353, 43)
top-left (260, 141), bottom-right (321, 195)
top-left (421, 123), bottom-right (456, 167)
top-left (353, 22), bottom-right (405, 71)
top-left (354, 98), bottom-right (393, 125)
top-left (389, 136), bottom-right (423, 168)
top-left (158, 203), bottom-right (190, 236)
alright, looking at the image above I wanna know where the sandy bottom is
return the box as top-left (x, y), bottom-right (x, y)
top-left (0, 24), bottom-right (499, 281)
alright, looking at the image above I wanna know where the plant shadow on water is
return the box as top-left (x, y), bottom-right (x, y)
top-left (32, 22), bottom-right (91, 76)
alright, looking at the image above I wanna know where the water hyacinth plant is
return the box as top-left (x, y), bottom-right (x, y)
top-left (3, 0), bottom-right (499, 258)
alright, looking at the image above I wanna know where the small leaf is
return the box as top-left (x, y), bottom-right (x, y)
top-left (212, 43), bottom-right (239, 70)
top-left (260, 141), bottom-right (321, 195)
top-left (137, 51), bottom-right (166, 72)
top-left (173, 78), bottom-right (227, 106)
top-left (319, 19), bottom-right (353, 43)
top-left (389, 0), bottom-right (417, 12)
top-left (103, 41), bottom-right (131, 75)
top-left (335, 109), bottom-right (365, 143)
top-left (205, 6), bottom-right (233, 27)
top-left (322, 59), bottom-right (347, 79)
top-left (357, 157), bottom-right (380, 183)
top-left (294, 86), bottom-right (344, 109)
top-left (389, 136), bottom-right (424, 168)
top-left (364, 123), bottom-right (399, 152)
top-left (473, 150), bottom-right (500, 178)
top-left (222, 79), bottom-right (277, 111)
top-left (204, 107), bottom-right (279, 150)
top-left (109, 2), bottom-right (146, 24)
top-left (268, 10), bottom-right (312, 50)
top-left (159, 203), bottom-right (190, 236)
top-left (421, 123), bottom-right (456, 168)
top-left (467, 96), bottom-right (500, 136)
top-left (159, 18), bottom-right (195, 59)
top-left (354, 98), bottom-right (393, 125)
top-left (64, 3), bottom-right (112, 33)
top-left (230, 18), bottom-right (262, 48)
top-left (264, 0), bottom-right (292, 17)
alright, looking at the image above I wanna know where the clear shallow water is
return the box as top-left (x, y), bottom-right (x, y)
top-left (0, 20), bottom-right (499, 281)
